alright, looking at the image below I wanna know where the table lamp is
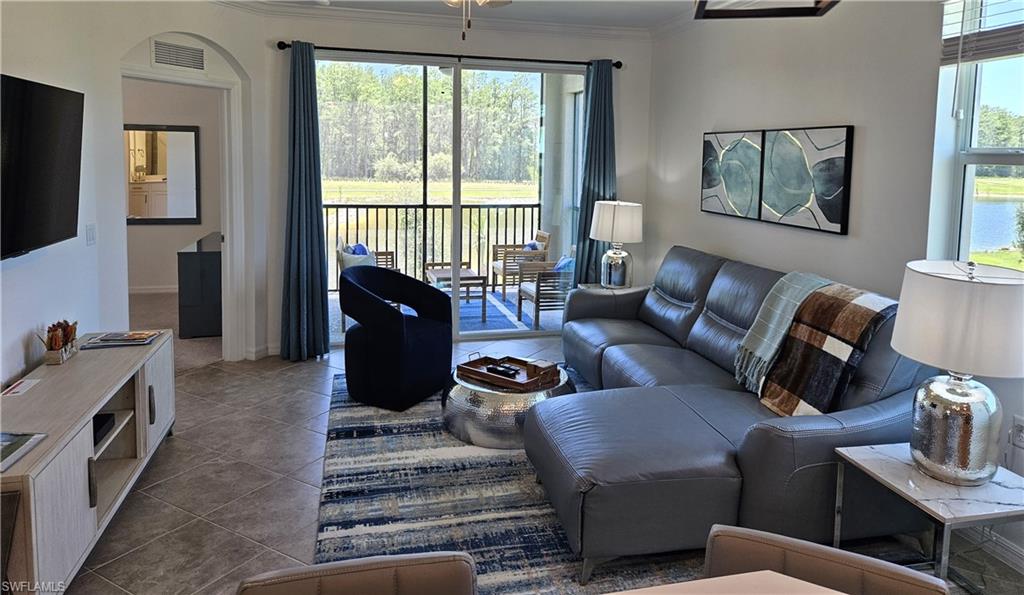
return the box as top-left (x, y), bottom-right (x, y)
top-left (891, 260), bottom-right (1024, 486)
top-left (590, 201), bottom-right (643, 289)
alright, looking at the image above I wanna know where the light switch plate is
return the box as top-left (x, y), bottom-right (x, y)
top-left (85, 224), bottom-right (96, 246)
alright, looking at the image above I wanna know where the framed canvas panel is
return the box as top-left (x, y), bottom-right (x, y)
top-left (759, 126), bottom-right (853, 235)
top-left (701, 130), bottom-right (764, 220)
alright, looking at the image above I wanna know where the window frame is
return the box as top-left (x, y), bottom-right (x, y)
top-left (948, 56), bottom-right (1024, 260)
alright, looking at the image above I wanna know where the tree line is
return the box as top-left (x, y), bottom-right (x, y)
top-left (316, 62), bottom-right (541, 183)
top-left (976, 105), bottom-right (1024, 177)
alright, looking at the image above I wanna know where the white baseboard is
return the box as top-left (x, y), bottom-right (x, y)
top-left (961, 526), bottom-right (1024, 574)
top-left (248, 344), bottom-right (270, 360)
top-left (129, 285), bottom-right (178, 294)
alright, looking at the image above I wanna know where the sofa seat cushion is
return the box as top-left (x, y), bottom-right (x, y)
top-left (523, 386), bottom-right (742, 558)
top-left (562, 319), bottom-right (679, 388)
top-left (661, 385), bottom-right (778, 447)
top-left (601, 345), bottom-right (741, 390)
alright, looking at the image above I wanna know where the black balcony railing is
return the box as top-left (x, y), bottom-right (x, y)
top-left (324, 203), bottom-right (542, 291)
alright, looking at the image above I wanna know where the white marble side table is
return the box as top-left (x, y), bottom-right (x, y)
top-left (834, 443), bottom-right (1024, 589)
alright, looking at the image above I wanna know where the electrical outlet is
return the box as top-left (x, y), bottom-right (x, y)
top-left (1012, 415), bottom-right (1024, 450)
top-left (85, 224), bottom-right (96, 246)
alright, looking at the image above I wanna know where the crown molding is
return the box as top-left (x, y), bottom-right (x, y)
top-left (215, 1), bottom-right (652, 41)
top-left (651, 11), bottom-right (697, 40)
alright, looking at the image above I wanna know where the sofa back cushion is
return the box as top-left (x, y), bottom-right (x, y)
top-left (687, 261), bottom-right (783, 374)
top-left (637, 246), bottom-right (726, 345)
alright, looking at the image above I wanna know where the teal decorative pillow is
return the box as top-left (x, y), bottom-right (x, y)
top-left (553, 256), bottom-right (575, 272)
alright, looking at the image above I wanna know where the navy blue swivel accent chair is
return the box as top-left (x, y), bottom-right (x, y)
top-left (338, 266), bottom-right (453, 411)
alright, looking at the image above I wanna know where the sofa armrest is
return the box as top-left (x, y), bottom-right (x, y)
top-left (237, 552), bottom-right (476, 595)
top-left (563, 285), bottom-right (649, 323)
top-left (736, 390), bottom-right (922, 542)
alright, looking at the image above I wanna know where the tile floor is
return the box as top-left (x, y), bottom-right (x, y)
top-left (68, 335), bottom-right (563, 595)
top-left (129, 293), bottom-right (222, 374)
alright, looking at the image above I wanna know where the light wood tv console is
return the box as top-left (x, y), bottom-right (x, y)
top-left (1, 331), bottom-right (175, 594)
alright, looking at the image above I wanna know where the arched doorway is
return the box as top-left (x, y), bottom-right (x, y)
top-left (120, 32), bottom-right (251, 367)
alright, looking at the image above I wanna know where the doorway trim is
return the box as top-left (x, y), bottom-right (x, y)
top-left (120, 63), bottom-right (248, 361)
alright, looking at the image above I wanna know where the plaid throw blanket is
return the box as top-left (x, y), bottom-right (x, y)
top-left (760, 284), bottom-right (897, 417)
top-left (735, 272), bottom-right (831, 393)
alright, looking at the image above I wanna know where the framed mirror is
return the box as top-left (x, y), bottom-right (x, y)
top-left (124, 124), bottom-right (200, 224)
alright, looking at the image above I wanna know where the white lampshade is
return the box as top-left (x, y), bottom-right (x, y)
top-left (891, 260), bottom-right (1024, 378)
top-left (590, 201), bottom-right (643, 244)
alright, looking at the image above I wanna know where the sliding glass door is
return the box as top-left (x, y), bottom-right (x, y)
top-left (455, 66), bottom-right (584, 336)
top-left (316, 54), bottom-right (584, 344)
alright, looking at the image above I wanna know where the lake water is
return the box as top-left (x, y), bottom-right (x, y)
top-left (971, 200), bottom-right (1023, 251)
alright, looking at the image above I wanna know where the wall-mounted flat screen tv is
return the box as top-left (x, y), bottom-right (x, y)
top-left (1, 74), bottom-right (84, 260)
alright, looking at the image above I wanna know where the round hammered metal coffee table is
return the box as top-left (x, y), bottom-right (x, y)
top-left (443, 367), bottom-right (573, 449)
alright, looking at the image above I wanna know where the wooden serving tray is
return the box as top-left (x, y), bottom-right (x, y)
top-left (456, 355), bottom-right (560, 391)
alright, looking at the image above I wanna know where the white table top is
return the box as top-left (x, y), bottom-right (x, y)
top-left (609, 570), bottom-right (841, 594)
top-left (836, 443), bottom-right (1024, 525)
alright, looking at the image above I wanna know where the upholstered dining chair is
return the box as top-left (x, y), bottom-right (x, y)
top-left (237, 552), bottom-right (477, 595)
top-left (704, 525), bottom-right (949, 595)
top-left (489, 230), bottom-right (550, 301)
top-left (339, 266), bottom-right (452, 411)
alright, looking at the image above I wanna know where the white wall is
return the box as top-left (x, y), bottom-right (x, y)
top-left (647, 1), bottom-right (942, 298)
top-left (0, 1), bottom-right (652, 380)
top-left (122, 78), bottom-right (224, 292)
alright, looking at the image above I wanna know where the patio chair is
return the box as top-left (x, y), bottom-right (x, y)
top-left (517, 261), bottom-right (573, 330)
top-left (489, 230), bottom-right (550, 301)
top-left (339, 249), bottom-right (396, 332)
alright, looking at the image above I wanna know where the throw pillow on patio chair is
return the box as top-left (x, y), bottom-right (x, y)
top-left (517, 258), bottom-right (574, 330)
top-left (490, 230), bottom-right (550, 301)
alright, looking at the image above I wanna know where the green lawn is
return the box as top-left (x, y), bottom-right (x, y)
top-left (975, 176), bottom-right (1024, 200)
top-left (321, 179), bottom-right (538, 205)
top-left (970, 250), bottom-right (1024, 271)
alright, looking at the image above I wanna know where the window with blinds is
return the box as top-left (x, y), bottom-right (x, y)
top-left (942, 0), bottom-right (1024, 65)
top-left (936, 1), bottom-right (1024, 271)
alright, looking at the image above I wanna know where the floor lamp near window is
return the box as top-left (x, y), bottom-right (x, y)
top-left (892, 260), bottom-right (1024, 486)
top-left (589, 201), bottom-right (643, 289)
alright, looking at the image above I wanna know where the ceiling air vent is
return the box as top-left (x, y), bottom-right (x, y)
top-left (152, 40), bottom-right (205, 71)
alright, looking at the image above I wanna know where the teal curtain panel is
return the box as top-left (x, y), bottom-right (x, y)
top-left (281, 40), bottom-right (330, 361)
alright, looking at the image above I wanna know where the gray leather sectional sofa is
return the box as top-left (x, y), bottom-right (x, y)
top-left (524, 246), bottom-right (931, 581)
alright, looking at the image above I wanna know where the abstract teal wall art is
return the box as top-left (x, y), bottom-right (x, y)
top-left (700, 125), bottom-right (853, 235)
top-left (701, 130), bottom-right (764, 220)
top-left (761, 126), bottom-right (853, 234)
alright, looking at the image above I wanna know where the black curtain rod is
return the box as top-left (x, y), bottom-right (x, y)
top-left (275, 41), bottom-right (622, 69)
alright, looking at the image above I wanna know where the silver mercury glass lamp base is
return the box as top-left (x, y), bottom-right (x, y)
top-left (910, 372), bottom-right (1003, 486)
top-left (600, 243), bottom-right (633, 289)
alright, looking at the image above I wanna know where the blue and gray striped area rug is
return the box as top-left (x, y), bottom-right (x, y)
top-left (316, 373), bottom-right (703, 593)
